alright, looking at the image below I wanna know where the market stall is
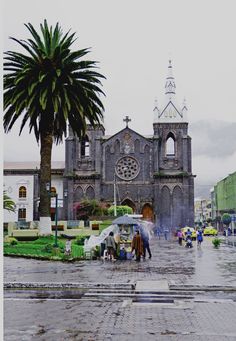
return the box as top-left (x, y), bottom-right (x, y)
top-left (112, 215), bottom-right (138, 259)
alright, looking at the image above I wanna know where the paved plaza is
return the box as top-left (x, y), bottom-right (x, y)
top-left (4, 236), bottom-right (236, 340)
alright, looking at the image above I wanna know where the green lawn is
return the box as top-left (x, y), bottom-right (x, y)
top-left (4, 236), bottom-right (84, 261)
top-left (3, 220), bottom-right (113, 261)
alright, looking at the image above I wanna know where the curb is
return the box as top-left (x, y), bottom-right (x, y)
top-left (170, 284), bottom-right (236, 292)
top-left (4, 282), bottom-right (135, 290)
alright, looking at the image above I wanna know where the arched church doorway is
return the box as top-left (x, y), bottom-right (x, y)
top-left (121, 198), bottom-right (135, 213)
top-left (142, 203), bottom-right (154, 221)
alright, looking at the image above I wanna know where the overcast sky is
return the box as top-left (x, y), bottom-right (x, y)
top-left (3, 0), bottom-right (236, 197)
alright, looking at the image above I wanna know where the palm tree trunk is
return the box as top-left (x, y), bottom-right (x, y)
top-left (39, 129), bottom-right (53, 235)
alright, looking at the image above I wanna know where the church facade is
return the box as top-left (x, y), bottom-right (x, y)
top-left (64, 61), bottom-right (195, 229)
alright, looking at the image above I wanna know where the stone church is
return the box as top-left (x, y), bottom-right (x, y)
top-left (64, 61), bottom-right (195, 229)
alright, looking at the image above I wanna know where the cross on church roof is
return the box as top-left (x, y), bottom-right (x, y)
top-left (123, 116), bottom-right (131, 127)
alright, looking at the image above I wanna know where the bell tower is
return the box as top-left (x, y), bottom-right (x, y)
top-left (153, 60), bottom-right (194, 230)
top-left (64, 123), bottom-right (105, 220)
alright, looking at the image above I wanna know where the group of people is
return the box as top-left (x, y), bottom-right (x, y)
top-left (177, 228), bottom-right (203, 248)
top-left (104, 228), bottom-right (152, 262)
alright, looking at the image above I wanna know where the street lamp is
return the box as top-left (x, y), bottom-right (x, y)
top-left (46, 183), bottom-right (68, 248)
top-left (46, 183), bottom-right (58, 247)
top-left (114, 174), bottom-right (117, 217)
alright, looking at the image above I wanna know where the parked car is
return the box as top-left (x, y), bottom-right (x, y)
top-left (203, 226), bottom-right (218, 236)
top-left (181, 227), bottom-right (196, 240)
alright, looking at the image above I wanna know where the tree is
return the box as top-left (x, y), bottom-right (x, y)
top-left (4, 20), bottom-right (105, 234)
top-left (222, 213), bottom-right (231, 237)
top-left (3, 191), bottom-right (15, 212)
top-left (74, 199), bottom-right (109, 220)
top-left (222, 213), bottom-right (231, 226)
top-left (206, 217), bottom-right (212, 225)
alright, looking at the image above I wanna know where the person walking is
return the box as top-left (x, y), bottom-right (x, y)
top-left (105, 231), bottom-right (116, 261)
top-left (197, 229), bottom-right (203, 246)
top-left (156, 226), bottom-right (161, 239)
top-left (164, 227), bottom-right (169, 240)
top-left (141, 228), bottom-right (152, 259)
top-left (131, 230), bottom-right (143, 262)
top-left (177, 229), bottom-right (183, 246)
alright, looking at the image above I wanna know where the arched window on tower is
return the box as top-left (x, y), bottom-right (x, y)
top-left (166, 134), bottom-right (175, 157)
top-left (81, 135), bottom-right (90, 157)
top-left (19, 186), bottom-right (27, 199)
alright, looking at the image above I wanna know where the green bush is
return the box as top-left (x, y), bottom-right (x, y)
top-left (75, 235), bottom-right (88, 246)
top-left (108, 205), bottom-right (133, 216)
top-left (8, 237), bottom-right (18, 246)
top-left (42, 243), bottom-right (54, 253)
top-left (212, 238), bottom-right (221, 248)
top-left (33, 236), bottom-right (54, 244)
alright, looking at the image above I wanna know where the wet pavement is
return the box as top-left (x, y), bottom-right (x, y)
top-left (4, 235), bottom-right (236, 340)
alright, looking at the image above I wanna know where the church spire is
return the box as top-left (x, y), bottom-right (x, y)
top-left (165, 60), bottom-right (176, 95)
top-left (153, 60), bottom-right (188, 123)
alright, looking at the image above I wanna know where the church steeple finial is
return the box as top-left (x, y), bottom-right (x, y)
top-left (123, 115), bottom-right (131, 128)
top-left (165, 59), bottom-right (176, 95)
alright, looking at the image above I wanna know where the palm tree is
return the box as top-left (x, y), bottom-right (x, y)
top-left (4, 20), bottom-right (105, 234)
top-left (3, 191), bottom-right (16, 212)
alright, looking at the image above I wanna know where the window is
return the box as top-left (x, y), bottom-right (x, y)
top-left (166, 135), bottom-right (175, 156)
top-left (19, 186), bottom-right (27, 198)
top-left (81, 135), bottom-right (90, 157)
top-left (18, 208), bottom-right (26, 221)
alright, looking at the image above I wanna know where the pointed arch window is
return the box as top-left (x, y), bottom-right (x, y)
top-left (166, 134), bottom-right (175, 156)
top-left (81, 135), bottom-right (90, 157)
top-left (19, 186), bottom-right (27, 198)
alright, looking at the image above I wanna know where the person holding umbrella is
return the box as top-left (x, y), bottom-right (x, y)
top-left (131, 230), bottom-right (143, 262)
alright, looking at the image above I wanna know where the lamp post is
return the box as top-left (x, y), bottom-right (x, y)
top-left (114, 173), bottom-right (117, 217)
top-left (53, 192), bottom-right (59, 247)
top-left (46, 183), bottom-right (68, 248)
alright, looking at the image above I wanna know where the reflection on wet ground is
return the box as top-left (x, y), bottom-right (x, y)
top-left (4, 236), bottom-right (236, 341)
top-left (4, 236), bottom-right (236, 286)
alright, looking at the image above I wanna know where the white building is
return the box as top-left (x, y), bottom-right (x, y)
top-left (4, 161), bottom-right (64, 223)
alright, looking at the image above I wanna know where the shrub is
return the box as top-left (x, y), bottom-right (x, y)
top-left (75, 235), bottom-right (88, 246)
top-left (42, 243), bottom-right (54, 253)
top-left (108, 205), bottom-right (133, 216)
top-left (9, 237), bottom-right (18, 246)
top-left (212, 238), bottom-right (221, 248)
top-left (33, 236), bottom-right (54, 244)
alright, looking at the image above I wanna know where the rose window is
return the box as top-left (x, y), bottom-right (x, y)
top-left (115, 156), bottom-right (140, 180)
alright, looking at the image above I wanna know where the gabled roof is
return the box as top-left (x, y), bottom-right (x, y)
top-left (101, 126), bottom-right (152, 144)
top-left (159, 100), bottom-right (183, 119)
